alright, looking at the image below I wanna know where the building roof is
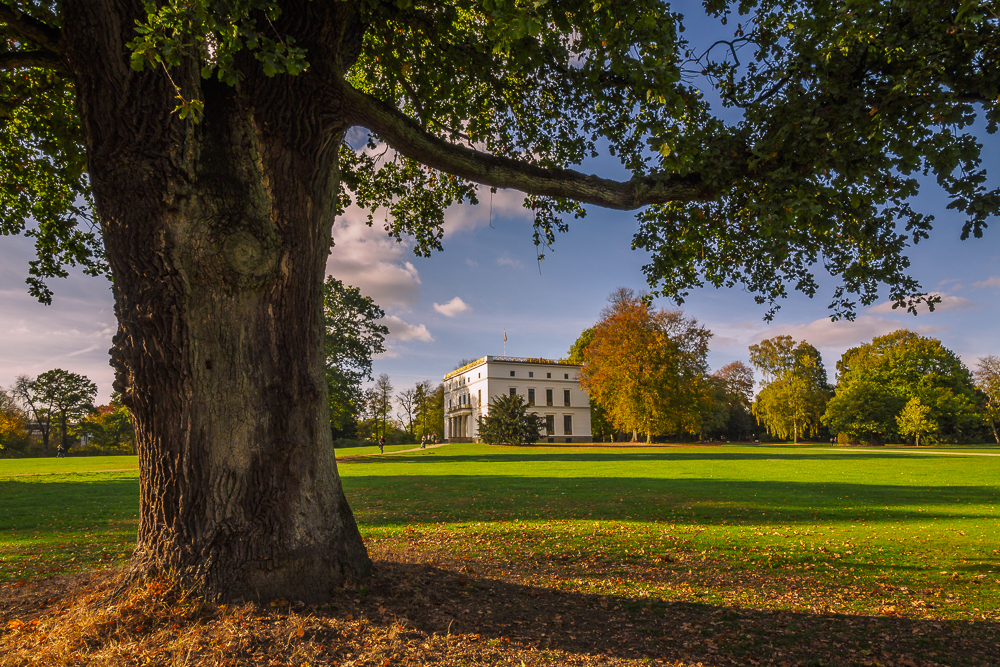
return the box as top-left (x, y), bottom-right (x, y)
top-left (444, 355), bottom-right (582, 380)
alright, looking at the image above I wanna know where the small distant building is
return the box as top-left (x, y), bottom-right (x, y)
top-left (443, 356), bottom-right (592, 443)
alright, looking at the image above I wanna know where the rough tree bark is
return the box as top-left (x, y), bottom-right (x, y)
top-left (62, 1), bottom-right (371, 602)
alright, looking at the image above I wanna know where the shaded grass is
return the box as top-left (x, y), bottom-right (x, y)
top-left (0, 466), bottom-right (139, 583)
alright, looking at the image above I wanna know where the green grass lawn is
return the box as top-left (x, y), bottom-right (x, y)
top-left (2, 444), bottom-right (999, 621)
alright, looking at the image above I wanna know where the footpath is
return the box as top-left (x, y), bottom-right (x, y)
top-left (818, 447), bottom-right (1000, 457)
top-left (337, 442), bottom-right (452, 459)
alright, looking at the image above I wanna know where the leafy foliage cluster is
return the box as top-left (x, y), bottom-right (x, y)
top-left (477, 392), bottom-right (543, 446)
top-left (637, 0), bottom-right (1000, 319)
top-left (0, 388), bottom-right (30, 452)
top-left (1, 0), bottom-right (995, 317)
top-left (73, 400), bottom-right (137, 454)
top-left (749, 336), bottom-right (832, 443)
top-left (579, 288), bottom-right (712, 443)
top-left (13, 368), bottom-right (97, 455)
top-left (702, 361), bottom-right (756, 441)
top-left (323, 277), bottom-right (389, 439)
top-left (822, 330), bottom-right (982, 445)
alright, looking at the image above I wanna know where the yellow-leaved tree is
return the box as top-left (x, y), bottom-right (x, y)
top-left (579, 288), bottom-right (712, 443)
top-left (749, 336), bottom-right (832, 443)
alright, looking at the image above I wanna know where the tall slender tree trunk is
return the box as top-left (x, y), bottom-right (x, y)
top-left (64, 1), bottom-right (371, 601)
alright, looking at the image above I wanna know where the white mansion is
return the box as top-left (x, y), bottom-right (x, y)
top-left (443, 356), bottom-right (592, 443)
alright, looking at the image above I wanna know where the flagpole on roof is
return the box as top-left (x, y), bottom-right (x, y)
top-left (503, 329), bottom-right (507, 356)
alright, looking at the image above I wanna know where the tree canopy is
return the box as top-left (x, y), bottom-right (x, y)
top-left (706, 360), bottom-right (756, 441)
top-left (579, 288), bottom-right (711, 443)
top-left (822, 330), bottom-right (980, 444)
top-left (749, 336), bottom-right (831, 443)
top-left (3, 1), bottom-right (997, 316)
top-left (323, 277), bottom-right (389, 438)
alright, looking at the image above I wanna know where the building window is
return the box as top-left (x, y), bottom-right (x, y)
top-left (510, 370), bottom-right (515, 377)
top-left (546, 372), bottom-right (551, 378)
top-left (449, 399), bottom-right (452, 409)
top-left (564, 373), bottom-right (569, 379)
top-left (546, 389), bottom-right (553, 406)
top-left (478, 389), bottom-right (481, 406)
top-left (509, 387), bottom-right (516, 397)
top-left (527, 388), bottom-right (535, 406)
top-left (529, 371), bottom-right (534, 378)
top-left (545, 415), bottom-right (555, 435)
top-left (564, 389), bottom-right (571, 406)
top-left (564, 415), bottom-right (573, 435)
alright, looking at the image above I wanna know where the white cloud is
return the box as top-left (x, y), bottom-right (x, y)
top-left (867, 293), bottom-right (977, 315)
top-left (433, 296), bottom-right (471, 317)
top-left (326, 206), bottom-right (422, 309)
top-left (443, 188), bottom-right (531, 236)
top-left (496, 254), bottom-right (523, 269)
top-left (382, 315), bottom-right (434, 343)
top-left (755, 315), bottom-right (945, 349)
top-left (464, 258), bottom-right (478, 267)
top-left (972, 276), bottom-right (1000, 289)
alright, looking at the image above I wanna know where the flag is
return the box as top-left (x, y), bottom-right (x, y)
top-left (504, 329), bottom-right (507, 342)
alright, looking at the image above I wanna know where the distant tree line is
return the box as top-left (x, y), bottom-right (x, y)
top-left (2, 369), bottom-right (135, 457)
top-left (571, 288), bottom-right (1000, 446)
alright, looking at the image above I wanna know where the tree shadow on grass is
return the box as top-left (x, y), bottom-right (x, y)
top-left (352, 557), bottom-right (998, 667)
top-left (351, 448), bottom-right (1000, 465)
top-left (0, 477), bottom-right (139, 533)
top-left (342, 474), bottom-right (1000, 527)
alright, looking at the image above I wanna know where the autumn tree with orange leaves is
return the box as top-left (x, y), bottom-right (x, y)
top-left (580, 288), bottom-right (712, 443)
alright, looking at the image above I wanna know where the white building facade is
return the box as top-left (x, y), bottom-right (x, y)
top-left (443, 356), bottom-right (592, 443)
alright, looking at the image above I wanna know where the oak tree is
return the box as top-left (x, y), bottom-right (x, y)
top-left (565, 327), bottom-right (614, 442)
top-left (323, 277), bottom-right (388, 438)
top-left (0, 1), bottom-right (996, 600)
top-left (13, 370), bottom-right (96, 454)
top-left (822, 331), bottom-right (980, 444)
top-left (708, 361), bottom-right (756, 441)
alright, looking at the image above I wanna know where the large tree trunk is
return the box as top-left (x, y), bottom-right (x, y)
top-left (64, 1), bottom-right (370, 602)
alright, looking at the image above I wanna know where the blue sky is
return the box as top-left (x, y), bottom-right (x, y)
top-left (1, 7), bottom-right (998, 403)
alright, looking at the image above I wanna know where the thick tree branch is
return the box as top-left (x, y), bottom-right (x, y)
top-left (0, 6), bottom-right (62, 54)
top-left (0, 49), bottom-right (64, 72)
top-left (342, 83), bottom-right (716, 210)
